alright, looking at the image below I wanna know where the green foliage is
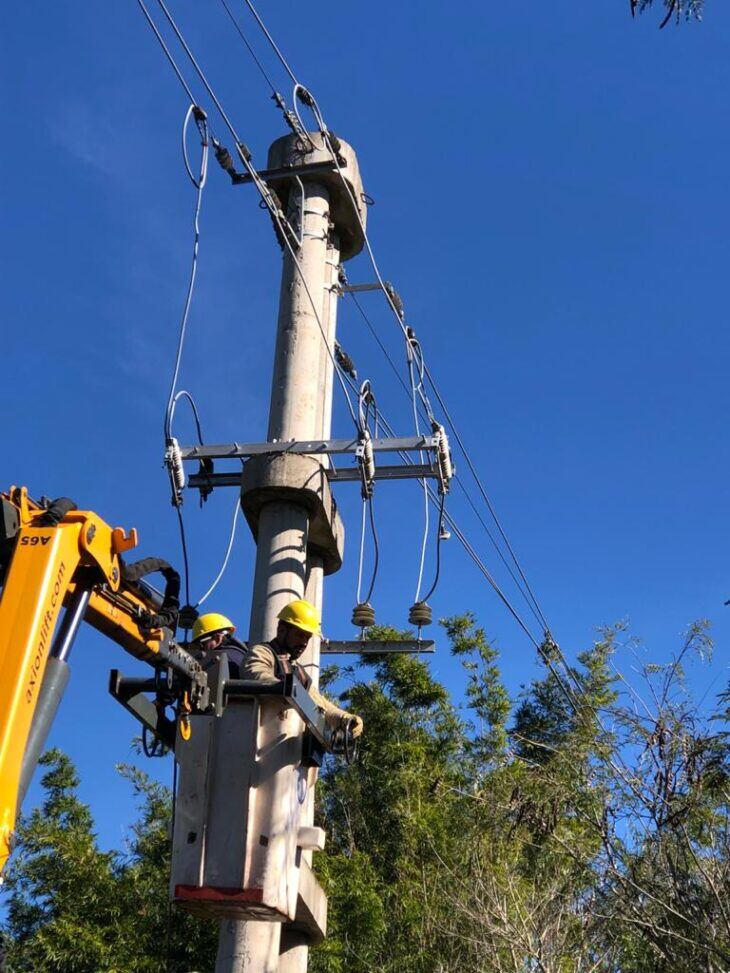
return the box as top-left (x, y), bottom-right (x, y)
top-left (5, 615), bottom-right (730, 973)
top-left (633, 0), bottom-right (704, 26)
top-left (2, 750), bottom-right (216, 972)
top-left (311, 616), bottom-right (730, 973)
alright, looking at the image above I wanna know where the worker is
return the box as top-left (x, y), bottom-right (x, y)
top-left (240, 599), bottom-right (364, 739)
top-left (191, 612), bottom-right (248, 678)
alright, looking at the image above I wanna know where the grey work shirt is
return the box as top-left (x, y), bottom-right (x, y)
top-left (239, 641), bottom-right (349, 730)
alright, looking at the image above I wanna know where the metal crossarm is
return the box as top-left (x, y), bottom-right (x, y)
top-left (188, 464), bottom-right (437, 491)
top-left (179, 435), bottom-right (438, 461)
top-left (320, 640), bottom-right (435, 654)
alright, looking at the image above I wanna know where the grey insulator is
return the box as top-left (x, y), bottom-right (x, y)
top-left (408, 601), bottom-right (433, 627)
top-left (352, 602), bottom-right (376, 629)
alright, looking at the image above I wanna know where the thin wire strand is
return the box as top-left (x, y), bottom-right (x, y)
top-left (218, 0), bottom-right (278, 95)
top-left (421, 491), bottom-right (445, 604)
top-left (196, 496), bottom-right (241, 606)
top-left (175, 506), bottom-right (191, 613)
top-left (224, 0), bottom-right (556, 648)
top-left (349, 289), bottom-right (546, 629)
top-left (164, 105), bottom-right (208, 442)
top-left (241, 0), bottom-right (299, 85)
top-left (303, 82), bottom-right (555, 633)
top-left (355, 501), bottom-right (367, 605)
top-left (136, 0), bottom-right (198, 103)
top-left (169, 390), bottom-right (204, 444)
top-left (364, 496), bottom-right (379, 605)
top-left (150, 0), bottom-right (359, 429)
top-left (340, 368), bottom-right (544, 650)
top-left (424, 361), bottom-right (554, 636)
top-left (408, 353), bottom-right (429, 603)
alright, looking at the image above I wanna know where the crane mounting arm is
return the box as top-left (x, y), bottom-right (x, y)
top-left (0, 486), bottom-right (206, 873)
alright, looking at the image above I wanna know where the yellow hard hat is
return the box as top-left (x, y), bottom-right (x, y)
top-left (277, 599), bottom-right (320, 635)
top-left (192, 612), bottom-right (235, 641)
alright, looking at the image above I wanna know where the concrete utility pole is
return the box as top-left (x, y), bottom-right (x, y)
top-left (213, 132), bottom-right (366, 973)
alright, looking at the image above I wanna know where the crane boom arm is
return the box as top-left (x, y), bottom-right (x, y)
top-left (0, 486), bottom-right (202, 872)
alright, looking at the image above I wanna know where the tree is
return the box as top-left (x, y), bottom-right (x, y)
top-left (1, 750), bottom-right (217, 972)
top-left (5, 615), bottom-right (730, 973)
top-left (631, 0), bottom-right (704, 28)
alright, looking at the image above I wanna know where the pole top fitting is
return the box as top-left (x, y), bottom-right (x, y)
top-left (267, 132), bottom-right (367, 261)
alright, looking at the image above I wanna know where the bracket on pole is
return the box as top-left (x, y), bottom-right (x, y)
top-left (320, 639), bottom-right (435, 655)
top-left (179, 436), bottom-right (439, 460)
top-left (180, 435), bottom-right (451, 495)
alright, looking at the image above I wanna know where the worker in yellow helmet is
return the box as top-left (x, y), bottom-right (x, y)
top-left (239, 599), bottom-right (364, 739)
top-left (191, 612), bottom-right (248, 678)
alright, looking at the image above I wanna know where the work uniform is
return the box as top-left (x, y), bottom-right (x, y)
top-left (240, 641), bottom-right (352, 731)
top-left (194, 635), bottom-right (248, 679)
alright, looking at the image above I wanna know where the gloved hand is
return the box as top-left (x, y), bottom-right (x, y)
top-left (347, 714), bottom-right (364, 738)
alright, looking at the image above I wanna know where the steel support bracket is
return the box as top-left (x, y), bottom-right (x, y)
top-left (240, 453), bottom-right (344, 576)
top-left (321, 639), bottom-right (436, 655)
top-left (108, 669), bottom-right (177, 749)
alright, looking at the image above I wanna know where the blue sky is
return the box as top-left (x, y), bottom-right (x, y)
top-left (2, 0), bottom-right (729, 852)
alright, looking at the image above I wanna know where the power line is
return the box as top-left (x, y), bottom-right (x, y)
top-left (136, 0), bottom-right (198, 104)
top-left (423, 361), bottom-right (554, 637)
top-left (139, 0), bottom-right (360, 430)
top-left (217, 0), bottom-right (278, 96)
top-left (346, 289), bottom-right (547, 631)
top-left (196, 495), bottom-right (241, 606)
top-left (164, 104), bottom-right (208, 442)
top-left (241, 0), bottom-right (299, 86)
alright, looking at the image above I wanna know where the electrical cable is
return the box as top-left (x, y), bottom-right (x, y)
top-left (175, 506), bottom-right (191, 611)
top-left (355, 500), bottom-right (367, 606)
top-left (365, 496), bottom-right (380, 604)
top-left (196, 495), bottom-right (240, 606)
top-left (221, 0), bottom-right (557, 646)
top-left (354, 381), bottom-right (380, 606)
top-left (348, 287), bottom-right (547, 629)
top-left (136, 0), bottom-right (198, 103)
top-left (169, 390), bottom-right (204, 444)
top-left (241, 0), bottom-right (299, 86)
top-left (340, 367), bottom-right (543, 650)
top-left (307, 83), bottom-right (557, 633)
top-left (423, 360), bottom-right (553, 636)
top-left (148, 0), bottom-right (360, 430)
top-left (420, 490), bottom-right (445, 604)
top-left (164, 104), bottom-right (209, 443)
top-left (217, 0), bottom-right (278, 95)
top-left (408, 350), bottom-right (430, 603)
top-left (144, 0), bottom-right (561, 671)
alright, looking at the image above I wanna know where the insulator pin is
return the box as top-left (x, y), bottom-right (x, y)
top-left (352, 602), bottom-right (376, 629)
top-left (408, 601), bottom-right (433, 628)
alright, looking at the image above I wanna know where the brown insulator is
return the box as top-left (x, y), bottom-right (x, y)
top-left (408, 601), bottom-right (432, 627)
top-left (352, 602), bottom-right (376, 629)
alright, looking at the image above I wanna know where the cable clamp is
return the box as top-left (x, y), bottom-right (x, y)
top-left (165, 437), bottom-right (186, 507)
